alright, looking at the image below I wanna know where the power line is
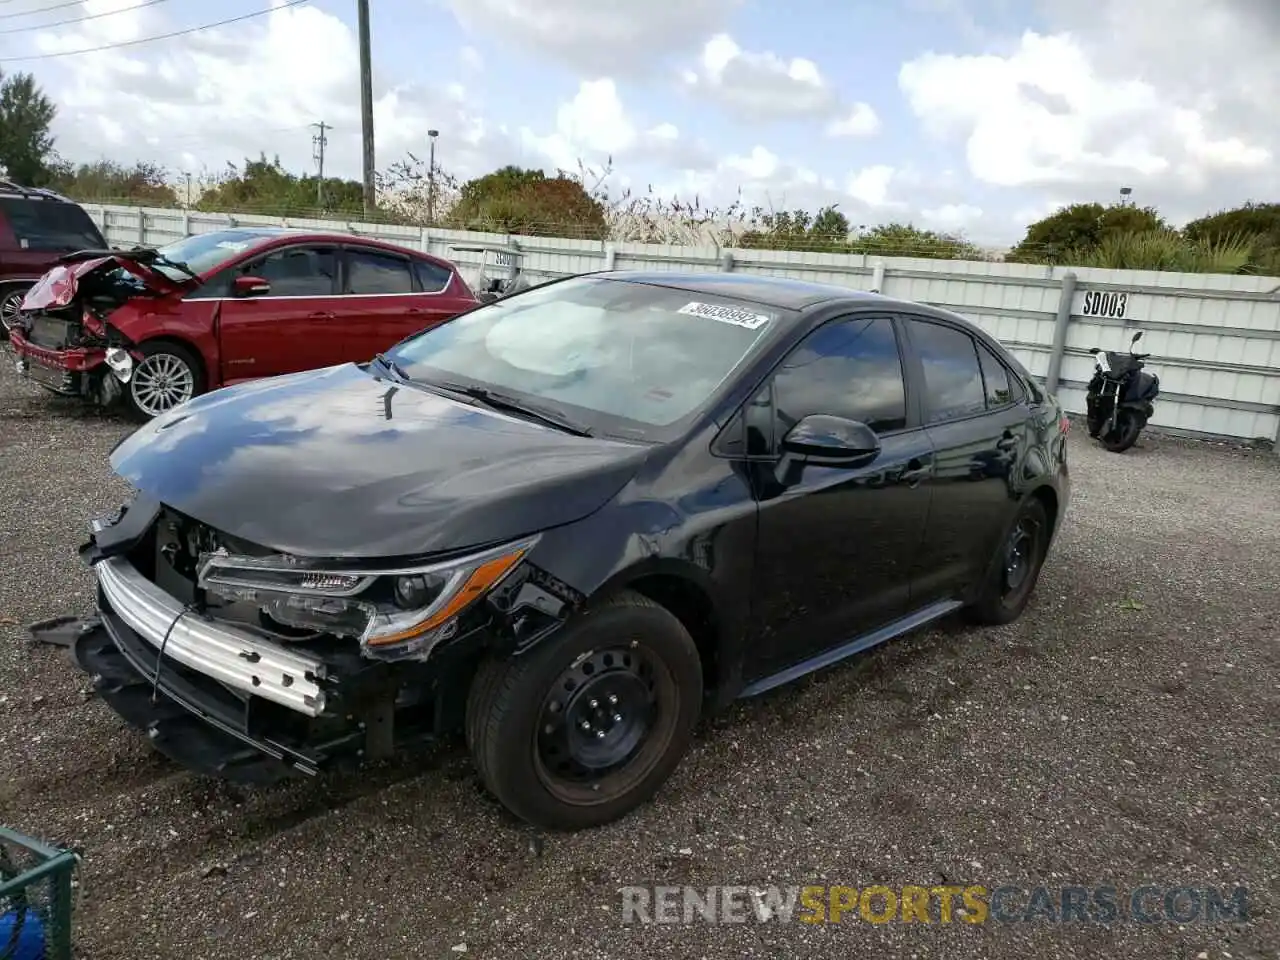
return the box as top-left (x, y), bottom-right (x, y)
top-left (0, 0), bottom-right (309, 62)
top-left (0, 0), bottom-right (168, 34)
top-left (0, 0), bottom-right (99, 23)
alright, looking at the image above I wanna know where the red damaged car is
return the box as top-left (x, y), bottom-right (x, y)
top-left (8, 227), bottom-right (479, 419)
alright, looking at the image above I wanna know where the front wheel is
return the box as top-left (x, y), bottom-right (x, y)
top-left (1100, 409), bottom-right (1142, 453)
top-left (0, 287), bottom-right (27, 340)
top-left (465, 590), bottom-right (703, 830)
top-left (124, 341), bottom-right (205, 421)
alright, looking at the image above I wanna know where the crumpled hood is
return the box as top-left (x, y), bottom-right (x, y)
top-left (108, 363), bottom-right (652, 559)
top-left (22, 251), bottom-right (187, 311)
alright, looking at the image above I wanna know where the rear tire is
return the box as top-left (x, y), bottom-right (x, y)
top-left (964, 496), bottom-right (1051, 626)
top-left (123, 340), bottom-right (205, 421)
top-left (465, 589), bottom-right (703, 830)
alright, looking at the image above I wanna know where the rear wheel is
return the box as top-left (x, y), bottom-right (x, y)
top-left (124, 341), bottom-right (205, 421)
top-left (964, 497), bottom-right (1051, 626)
top-left (465, 589), bottom-right (703, 830)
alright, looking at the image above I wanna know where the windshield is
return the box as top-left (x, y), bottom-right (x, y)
top-left (387, 276), bottom-right (786, 439)
top-left (148, 230), bottom-right (280, 281)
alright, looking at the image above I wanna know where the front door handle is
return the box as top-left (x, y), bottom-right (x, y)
top-left (307, 310), bottom-right (336, 320)
top-left (898, 458), bottom-right (933, 487)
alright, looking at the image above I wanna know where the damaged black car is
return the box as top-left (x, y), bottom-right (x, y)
top-left (67, 271), bottom-right (1070, 829)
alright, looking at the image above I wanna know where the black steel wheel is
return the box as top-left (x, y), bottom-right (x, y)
top-left (964, 496), bottom-right (1051, 626)
top-left (466, 589), bottom-right (703, 830)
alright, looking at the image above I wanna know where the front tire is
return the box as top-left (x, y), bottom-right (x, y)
top-left (1100, 409), bottom-right (1142, 453)
top-left (465, 589), bottom-right (703, 830)
top-left (964, 496), bottom-right (1051, 626)
top-left (0, 287), bottom-right (27, 340)
top-left (124, 341), bottom-right (205, 421)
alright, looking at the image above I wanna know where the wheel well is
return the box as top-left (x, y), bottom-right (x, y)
top-left (1030, 485), bottom-right (1059, 534)
top-left (626, 574), bottom-right (719, 692)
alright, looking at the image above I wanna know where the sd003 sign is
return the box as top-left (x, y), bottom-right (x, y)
top-left (1080, 290), bottom-right (1129, 319)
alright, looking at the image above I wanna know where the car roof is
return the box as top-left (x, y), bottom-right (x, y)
top-left (198, 226), bottom-right (447, 259)
top-left (0, 180), bottom-right (80, 204)
top-left (591, 270), bottom-right (898, 311)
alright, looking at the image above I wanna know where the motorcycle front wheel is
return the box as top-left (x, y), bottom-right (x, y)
top-left (1101, 409), bottom-right (1143, 453)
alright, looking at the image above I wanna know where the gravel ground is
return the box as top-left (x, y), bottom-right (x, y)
top-left (0, 353), bottom-right (1277, 960)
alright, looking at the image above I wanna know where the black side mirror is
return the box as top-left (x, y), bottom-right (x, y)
top-left (780, 414), bottom-right (880, 461)
top-left (1088, 347), bottom-right (1101, 354)
top-left (1131, 331), bottom-right (1143, 344)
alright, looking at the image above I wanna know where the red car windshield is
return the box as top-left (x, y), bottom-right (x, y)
top-left (145, 230), bottom-right (284, 283)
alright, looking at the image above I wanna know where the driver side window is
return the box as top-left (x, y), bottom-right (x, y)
top-left (771, 316), bottom-right (908, 437)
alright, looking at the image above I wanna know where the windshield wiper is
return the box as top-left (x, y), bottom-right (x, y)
top-left (429, 380), bottom-right (594, 437)
top-left (373, 352), bottom-right (410, 381)
top-left (153, 254), bottom-right (200, 281)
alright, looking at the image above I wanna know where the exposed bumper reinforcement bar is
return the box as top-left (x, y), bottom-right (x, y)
top-left (91, 525), bottom-right (328, 717)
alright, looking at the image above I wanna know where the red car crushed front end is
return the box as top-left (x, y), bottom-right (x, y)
top-left (9, 253), bottom-right (183, 404)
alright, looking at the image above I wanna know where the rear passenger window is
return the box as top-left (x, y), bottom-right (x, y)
top-left (346, 250), bottom-right (414, 295)
top-left (976, 341), bottom-right (1014, 407)
top-left (414, 259), bottom-right (453, 293)
top-left (908, 320), bottom-right (987, 423)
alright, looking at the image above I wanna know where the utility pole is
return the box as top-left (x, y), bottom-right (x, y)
top-left (357, 0), bottom-right (375, 216)
top-left (427, 129), bottom-right (439, 225)
top-left (311, 121), bottom-right (329, 207)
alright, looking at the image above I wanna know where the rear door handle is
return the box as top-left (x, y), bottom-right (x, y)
top-left (307, 311), bottom-right (336, 320)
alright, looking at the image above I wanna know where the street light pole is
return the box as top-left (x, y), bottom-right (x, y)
top-left (427, 129), bottom-right (439, 225)
top-left (357, 0), bottom-right (375, 216)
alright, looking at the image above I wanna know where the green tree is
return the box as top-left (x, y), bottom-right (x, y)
top-left (1008, 202), bottom-right (1168, 263)
top-left (52, 159), bottom-right (180, 207)
top-left (196, 154), bottom-right (366, 217)
top-left (1184, 202), bottom-right (1280, 275)
top-left (0, 69), bottom-right (58, 186)
top-left (847, 222), bottom-right (986, 260)
top-left (739, 205), bottom-right (852, 252)
top-left (449, 164), bottom-right (608, 236)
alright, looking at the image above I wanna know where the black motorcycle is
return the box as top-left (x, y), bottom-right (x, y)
top-left (1085, 331), bottom-right (1160, 453)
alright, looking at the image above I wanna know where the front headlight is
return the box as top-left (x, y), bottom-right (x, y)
top-left (196, 536), bottom-right (538, 659)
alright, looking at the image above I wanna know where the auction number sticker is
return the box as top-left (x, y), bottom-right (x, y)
top-left (1080, 290), bottom-right (1129, 319)
top-left (678, 301), bottom-right (771, 330)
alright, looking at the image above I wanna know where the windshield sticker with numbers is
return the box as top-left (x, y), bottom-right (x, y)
top-left (677, 301), bottom-right (772, 330)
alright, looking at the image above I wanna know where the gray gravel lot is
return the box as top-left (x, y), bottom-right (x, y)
top-left (0, 354), bottom-right (1277, 960)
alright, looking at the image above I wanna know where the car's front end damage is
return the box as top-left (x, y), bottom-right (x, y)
top-left (71, 491), bottom-right (577, 785)
top-left (9, 250), bottom-right (185, 406)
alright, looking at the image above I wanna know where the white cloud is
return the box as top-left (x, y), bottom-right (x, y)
top-left (444, 0), bottom-right (740, 76)
top-left (825, 104), bottom-right (880, 138)
top-left (898, 16), bottom-right (1276, 223)
top-left (459, 45), bottom-right (483, 71)
top-left (682, 33), bottom-right (879, 130)
top-left (920, 203), bottom-right (983, 233)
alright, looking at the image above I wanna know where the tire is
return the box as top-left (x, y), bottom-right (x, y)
top-left (1101, 410), bottom-right (1142, 453)
top-left (123, 340), bottom-right (205, 421)
top-left (964, 496), bottom-right (1051, 626)
top-left (465, 589), bottom-right (703, 830)
top-left (0, 287), bottom-right (28, 340)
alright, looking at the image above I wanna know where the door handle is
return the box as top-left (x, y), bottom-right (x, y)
top-left (898, 458), bottom-right (932, 486)
top-left (307, 310), bottom-right (336, 320)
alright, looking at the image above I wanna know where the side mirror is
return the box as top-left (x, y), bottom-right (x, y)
top-left (1087, 347), bottom-right (1101, 354)
top-left (1130, 331), bottom-right (1143, 344)
top-left (233, 275), bottom-right (270, 297)
top-left (780, 414), bottom-right (880, 461)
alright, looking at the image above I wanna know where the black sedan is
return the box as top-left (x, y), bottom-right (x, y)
top-left (70, 270), bottom-right (1071, 830)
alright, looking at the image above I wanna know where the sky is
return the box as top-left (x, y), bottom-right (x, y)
top-left (0, 0), bottom-right (1277, 246)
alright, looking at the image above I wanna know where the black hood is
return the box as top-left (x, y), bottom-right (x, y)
top-left (108, 363), bottom-right (653, 558)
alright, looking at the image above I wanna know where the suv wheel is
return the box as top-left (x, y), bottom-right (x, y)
top-left (964, 496), bottom-right (1050, 626)
top-left (0, 287), bottom-right (26, 339)
top-left (125, 341), bottom-right (205, 420)
top-left (465, 589), bottom-right (703, 830)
